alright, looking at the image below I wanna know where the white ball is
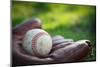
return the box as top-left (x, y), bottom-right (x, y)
top-left (22, 29), bottom-right (52, 57)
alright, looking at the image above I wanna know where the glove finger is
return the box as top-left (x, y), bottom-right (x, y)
top-left (52, 35), bottom-right (64, 41)
top-left (49, 40), bottom-right (92, 63)
top-left (53, 39), bottom-right (74, 46)
top-left (52, 35), bottom-right (74, 46)
top-left (51, 41), bottom-right (74, 52)
top-left (12, 18), bottom-right (42, 36)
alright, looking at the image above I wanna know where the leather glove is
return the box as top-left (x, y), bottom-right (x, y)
top-left (12, 18), bottom-right (92, 66)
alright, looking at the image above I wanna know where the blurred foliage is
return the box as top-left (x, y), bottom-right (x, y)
top-left (12, 1), bottom-right (96, 62)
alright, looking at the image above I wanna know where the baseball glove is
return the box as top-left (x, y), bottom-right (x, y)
top-left (12, 18), bottom-right (92, 66)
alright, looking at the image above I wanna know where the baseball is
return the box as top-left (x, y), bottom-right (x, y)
top-left (22, 29), bottom-right (52, 57)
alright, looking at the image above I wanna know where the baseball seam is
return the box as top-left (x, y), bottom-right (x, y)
top-left (32, 32), bottom-right (49, 56)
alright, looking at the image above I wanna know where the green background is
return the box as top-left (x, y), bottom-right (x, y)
top-left (12, 1), bottom-right (96, 62)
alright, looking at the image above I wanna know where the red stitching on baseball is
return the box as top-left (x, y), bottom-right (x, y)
top-left (32, 32), bottom-right (48, 56)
